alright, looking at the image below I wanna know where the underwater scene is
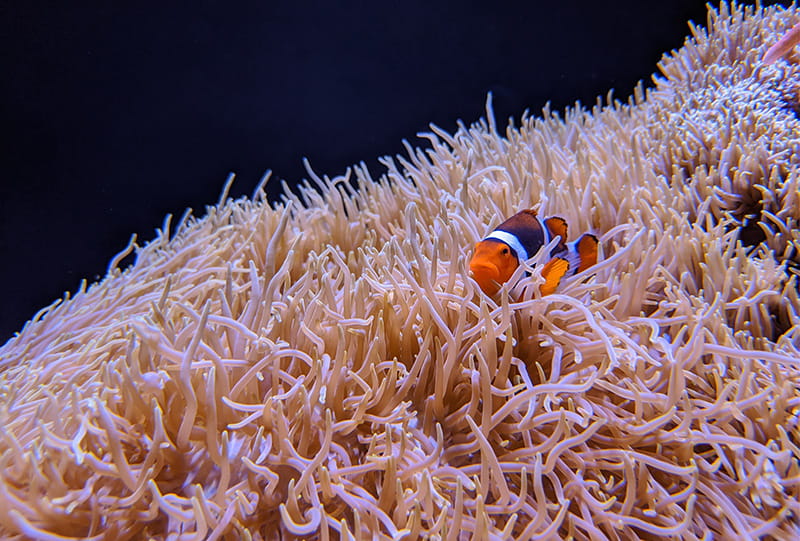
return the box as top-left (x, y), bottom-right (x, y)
top-left (1, 2), bottom-right (799, 539)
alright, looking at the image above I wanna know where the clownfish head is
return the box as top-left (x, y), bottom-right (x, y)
top-left (469, 239), bottom-right (520, 296)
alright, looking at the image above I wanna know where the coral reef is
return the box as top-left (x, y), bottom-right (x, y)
top-left (1, 2), bottom-right (799, 539)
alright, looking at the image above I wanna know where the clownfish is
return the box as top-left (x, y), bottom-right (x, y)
top-left (469, 209), bottom-right (598, 296)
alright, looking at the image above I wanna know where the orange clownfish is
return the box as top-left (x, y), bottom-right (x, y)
top-left (469, 209), bottom-right (598, 296)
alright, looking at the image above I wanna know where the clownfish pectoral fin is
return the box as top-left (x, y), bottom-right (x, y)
top-left (543, 217), bottom-right (568, 252)
top-left (539, 234), bottom-right (599, 295)
top-left (539, 257), bottom-right (570, 295)
top-left (574, 233), bottom-right (599, 273)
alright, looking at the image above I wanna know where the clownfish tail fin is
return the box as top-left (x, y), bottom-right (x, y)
top-left (569, 233), bottom-right (599, 274)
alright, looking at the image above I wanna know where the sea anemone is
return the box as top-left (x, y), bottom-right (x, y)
top-left (1, 2), bottom-right (799, 539)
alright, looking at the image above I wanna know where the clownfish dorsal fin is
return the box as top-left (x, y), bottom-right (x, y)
top-left (543, 216), bottom-right (568, 253)
top-left (543, 217), bottom-right (568, 242)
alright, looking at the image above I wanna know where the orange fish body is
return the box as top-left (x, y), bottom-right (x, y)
top-left (469, 209), bottom-right (598, 296)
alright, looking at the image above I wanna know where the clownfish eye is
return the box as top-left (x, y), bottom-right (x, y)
top-left (501, 247), bottom-right (509, 255)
